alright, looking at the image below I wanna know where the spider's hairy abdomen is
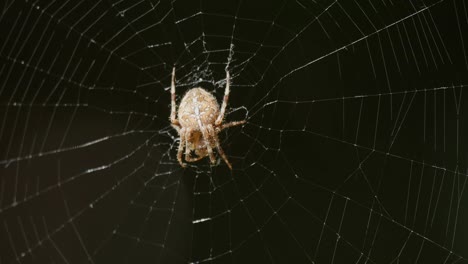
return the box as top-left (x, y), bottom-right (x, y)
top-left (178, 87), bottom-right (220, 128)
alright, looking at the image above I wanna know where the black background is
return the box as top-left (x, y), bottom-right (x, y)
top-left (1, 0), bottom-right (468, 263)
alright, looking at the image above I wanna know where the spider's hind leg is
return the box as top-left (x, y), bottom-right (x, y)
top-left (170, 67), bottom-right (180, 127)
top-left (215, 70), bottom-right (230, 126)
top-left (218, 120), bottom-right (246, 131)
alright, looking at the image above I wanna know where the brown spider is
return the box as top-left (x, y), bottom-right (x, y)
top-left (170, 67), bottom-right (246, 170)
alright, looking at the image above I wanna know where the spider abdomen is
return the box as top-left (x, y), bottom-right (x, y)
top-left (178, 87), bottom-right (220, 127)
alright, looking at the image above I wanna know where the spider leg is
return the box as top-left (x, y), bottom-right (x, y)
top-left (177, 128), bottom-right (187, 168)
top-left (208, 125), bottom-right (233, 170)
top-left (171, 124), bottom-right (180, 133)
top-left (218, 120), bottom-right (246, 131)
top-left (215, 69), bottom-right (230, 126)
top-left (184, 128), bottom-right (195, 162)
top-left (171, 66), bottom-right (180, 128)
top-left (201, 126), bottom-right (217, 165)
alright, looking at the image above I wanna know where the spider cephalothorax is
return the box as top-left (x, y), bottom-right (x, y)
top-left (170, 67), bottom-right (246, 169)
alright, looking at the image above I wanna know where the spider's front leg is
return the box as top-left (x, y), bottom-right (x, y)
top-left (184, 127), bottom-right (198, 162)
top-left (207, 125), bottom-right (232, 170)
top-left (177, 128), bottom-right (187, 168)
top-left (200, 126), bottom-right (217, 165)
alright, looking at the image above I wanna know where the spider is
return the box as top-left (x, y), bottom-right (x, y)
top-left (170, 67), bottom-right (246, 170)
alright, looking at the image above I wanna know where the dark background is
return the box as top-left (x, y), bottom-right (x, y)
top-left (1, 0), bottom-right (468, 263)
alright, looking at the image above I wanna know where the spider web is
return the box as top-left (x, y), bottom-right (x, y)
top-left (1, 0), bottom-right (468, 263)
